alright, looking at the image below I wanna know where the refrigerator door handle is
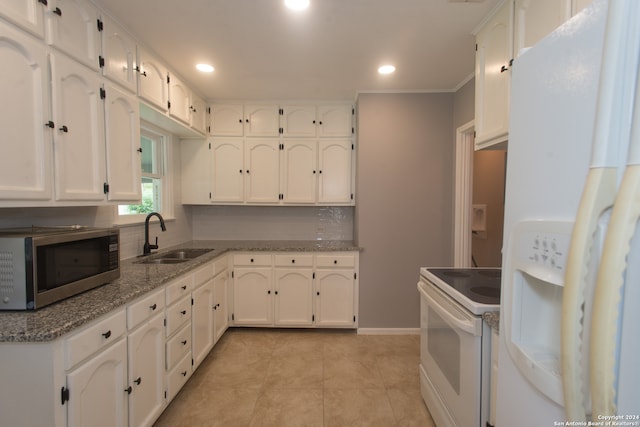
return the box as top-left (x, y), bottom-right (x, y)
top-left (562, 167), bottom-right (616, 421)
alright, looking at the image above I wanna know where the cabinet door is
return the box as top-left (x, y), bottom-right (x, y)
top-left (0, 21), bottom-right (52, 201)
top-left (181, 139), bottom-right (211, 204)
top-left (514, 0), bottom-right (571, 57)
top-left (211, 139), bottom-right (244, 202)
top-left (104, 82), bottom-right (142, 201)
top-left (127, 313), bottom-right (165, 427)
top-left (213, 271), bottom-right (229, 343)
top-left (211, 104), bottom-right (243, 136)
top-left (168, 73), bottom-right (191, 125)
top-left (137, 49), bottom-right (168, 112)
top-left (274, 268), bottom-right (314, 326)
top-left (0, 0), bottom-right (45, 38)
top-left (244, 104), bottom-right (280, 137)
top-left (46, 0), bottom-right (101, 70)
top-left (244, 139), bottom-right (280, 203)
top-left (101, 14), bottom-right (136, 93)
top-left (51, 53), bottom-right (106, 202)
top-left (190, 92), bottom-right (208, 134)
top-left (318, 105), bottom-right (353, 137)
top-left (318, 140), bottom-right (352, 204)
top-left (192, 279), bottom-right (215, 369)
top-left (475, 1), bottom-right (513, 149)
top-left (315, 269), bottom-right (355, 327)
top-left (282, 140), bottom-right (317, 204)
top-left (233, 267), bottom-right (273, 325)
top-left (281, 105), bottom-right (317, 137)
top-left (66, 338), bottom-right (128, 427)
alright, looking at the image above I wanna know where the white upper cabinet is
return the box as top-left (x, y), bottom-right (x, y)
top-left (244, 104), bottom-right (280, 137)
top-left (0, 0), bottom-right (46, 38)
top-left (513, 0), bottom-right (571, 57)
top-left (474, 0), bottom-right (513, 149)
top-left (137, 48), bottom-right (168, 112)
top-left (210, 104), bottom-right (244, 136)
top-left (50, 52), bottom-right (106, 201)
top-left (318, 140), bottom-right (353, 204)
top-left (281, 105), bottom-right (317, 137)
top-left (0, 21), bottom-right (52, 202)
top-left (104, 82), bottom-right (142, 202)
top-left (281, 140), bottom-right (317, 204)
top-left (190, 92), bottom-right (208, 134)
top-left (244, 139), bottom-right (280, 203)
top-left (318, 105), bottom-right (353, 137)
top-left (101, 14), bottom-right (136, 93)
top-left (211, 139), bottom-right (244, 203)
top-left (168, 73), bottom-right (191, 125)
top-left (46, 0), bottom-right (101, 71)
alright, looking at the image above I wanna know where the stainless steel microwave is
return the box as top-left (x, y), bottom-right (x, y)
top-left (0, 226), bottom-right (120, 310)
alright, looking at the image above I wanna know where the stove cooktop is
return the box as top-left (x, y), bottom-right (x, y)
top-left (420, 267), bottom-right (501, 314)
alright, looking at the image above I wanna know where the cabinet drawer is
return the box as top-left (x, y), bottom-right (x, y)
top-left (167, 352), bottom-right (192, 401)
top-left (65, 309), bottom-right (126, 369)
top-left (233, 253), bottom-right (272, 266)
top-left (193, 262), bottom-right (213, 288)
top-left (166, 275), bottom-right (192, 306)
top-left (166, 323), bottom-right (191, 370)
top-left (274, 253), bottom-right (314, 267)
top-left (166, 295), bottom-right (191, 337)
top-left (316, 253), bottom-right (356, 268)
top-left (127, 288), bottom-right (165, 330)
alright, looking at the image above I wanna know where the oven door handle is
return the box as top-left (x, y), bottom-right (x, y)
top-left (418, 281), bottom-right (481, 336)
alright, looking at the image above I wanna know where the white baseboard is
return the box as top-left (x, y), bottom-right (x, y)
top-left (357, 328), bottom-right (420, 335)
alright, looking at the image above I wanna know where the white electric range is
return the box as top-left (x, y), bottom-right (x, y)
top-left (417, 267), bottom-right (501, 427)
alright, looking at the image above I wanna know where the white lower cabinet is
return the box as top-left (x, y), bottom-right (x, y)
top-left (127, 313), bottom-right (165, 427)
top-left (232, 251), bottom-right (359, 328)
top-left (191, 278), bottom-right (215, 369)
top-left (213, 262), bottom-right (230, 344)
top-left (66, 338), bottom-right (128, 427)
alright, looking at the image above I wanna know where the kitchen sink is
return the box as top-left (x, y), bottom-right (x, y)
top-left (136, 248), bottom-right (215, 265)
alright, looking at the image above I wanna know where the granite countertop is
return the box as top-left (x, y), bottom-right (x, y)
top-left (0, 240), bottom-right (360, 343)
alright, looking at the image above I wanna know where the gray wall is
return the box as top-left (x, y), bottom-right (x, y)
top-left (355, 93), bottom-right (455, 328)
top-left (453, 78), bottom-right (475, 129)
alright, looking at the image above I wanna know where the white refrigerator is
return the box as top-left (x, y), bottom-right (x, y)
top-left (497, 0), bottom-right (640, 424)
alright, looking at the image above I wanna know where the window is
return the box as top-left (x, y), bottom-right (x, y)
top-left (118, 126), bottom-right (172, 220)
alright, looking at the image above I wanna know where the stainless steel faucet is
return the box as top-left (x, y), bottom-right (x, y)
top-left (143, 212), bottom-right (166, 255)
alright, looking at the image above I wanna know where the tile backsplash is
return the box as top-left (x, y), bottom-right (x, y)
top-left (191, 205), bottom-right (354, 241)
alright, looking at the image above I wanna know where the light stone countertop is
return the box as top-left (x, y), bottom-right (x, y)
top-left (0, 240), bottom-right (360, 343)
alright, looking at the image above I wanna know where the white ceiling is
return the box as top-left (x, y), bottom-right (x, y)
top-left (94, 0), bottom-right (501, 101)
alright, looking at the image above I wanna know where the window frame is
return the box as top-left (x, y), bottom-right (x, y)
top-left (115, 122), bottom-right (174, 226)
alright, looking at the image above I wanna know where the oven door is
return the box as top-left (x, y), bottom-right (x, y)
top-left (418, 278), bottom-right (483, 427)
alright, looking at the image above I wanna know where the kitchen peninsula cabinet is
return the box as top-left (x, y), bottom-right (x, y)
top-left (45, 0), bottom-right (101, 71)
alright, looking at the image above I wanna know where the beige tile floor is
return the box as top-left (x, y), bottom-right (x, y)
top-left (154, 328), bottom-right (435, 427)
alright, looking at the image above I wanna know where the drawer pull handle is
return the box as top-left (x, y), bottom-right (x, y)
top-left (180, 310), bottom-right (187, 315)
top-left (181, 340), bottom-right (187, 345)
top-left (134, 377), bottom-right (142, 385)
top-left (102, 330), bottom-right (112, 339)
top-left (125, 386), bottom-right (132, 394)
top-left (150, 303), bottom-right (157, 310)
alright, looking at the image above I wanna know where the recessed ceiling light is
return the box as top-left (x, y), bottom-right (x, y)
top-left (285, 0), bottom-right (310, 10)
top-left (378, 65), bottom-right (396, 75)
top-left (196, 63), bottom-right (214, 73)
